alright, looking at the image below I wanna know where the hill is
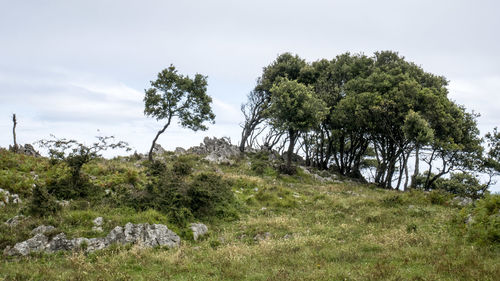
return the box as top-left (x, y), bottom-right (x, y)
top-left (0, 147), bottom-right (499, 280)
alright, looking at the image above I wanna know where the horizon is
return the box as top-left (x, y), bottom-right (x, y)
top-left (1, 0), bottom-right (499, 192)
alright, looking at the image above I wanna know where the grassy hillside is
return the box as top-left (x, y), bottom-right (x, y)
top-left (0, 148), bottom-right (499, 280)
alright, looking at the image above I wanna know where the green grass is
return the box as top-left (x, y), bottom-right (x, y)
top-left (0, 149), bottom-right (499, 280)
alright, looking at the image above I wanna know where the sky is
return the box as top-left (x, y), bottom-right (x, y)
top-left (1, 0), bottom-right (499, 190)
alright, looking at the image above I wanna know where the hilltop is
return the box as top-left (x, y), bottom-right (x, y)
top-left (0, 144), bottom-right (499, 280)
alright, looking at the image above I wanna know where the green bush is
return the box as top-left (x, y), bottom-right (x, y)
top-left (172, 155), bottom-right (194, 176)
top-left (380, 194), bottom-right (404, 207)
top-left (427, 189), bottom-right (451, 205)
top-left (466, 194), bottom-right (500, 245)
top-left (27, 184), bottom-right (61, 217)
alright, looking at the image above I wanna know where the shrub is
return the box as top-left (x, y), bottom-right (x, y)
top-left (380, 194), bottom-right (404, 207)
top-left (427, 190), bottom-right (451, 205)
top-left (466, 194), bottom-right (500, 245)
top-left (172, 155), bottom-right (194, 176)
top-left (186, 173), bottom-right (237, 220)
top-left (27, 184), bottom-right (60, 217)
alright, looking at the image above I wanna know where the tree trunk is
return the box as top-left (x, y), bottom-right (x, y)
top-left (12, 114), bottom-right (18, 152)
top-left (286, 129), bottom-right (297, 168)
top-left (148, 119), bottom-right (171, 161)
top-left (410, 146), bottom-right (420, 188)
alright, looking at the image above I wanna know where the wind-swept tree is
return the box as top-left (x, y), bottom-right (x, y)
top-left (268, 78), bottom-right (327, 173)
top-left (144, 65), bottom-right (215, 161)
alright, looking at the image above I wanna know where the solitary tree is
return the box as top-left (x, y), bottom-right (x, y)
top-left (144, 65), bottom-right (215, 161)
top-left (268, 78), bottom-right (327, 172)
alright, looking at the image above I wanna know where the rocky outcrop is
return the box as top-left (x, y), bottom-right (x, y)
top-left (189, 137), bottom-right (240, 165)
top-left (4, 223), bottom-right (180, 256)
top-left (452, 196), bottom-right (473, 207)
top-left (92, 217), bottom-right (104, 232)
top-left (190, 223), bottom-right (208, 241)
top-left (0, 188), bottom-right (22, 207)
top-left (9, 144), bottom-right (41, 157)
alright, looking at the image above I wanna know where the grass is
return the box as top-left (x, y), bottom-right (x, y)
top-left (0, 149), bottom-right (499, 280)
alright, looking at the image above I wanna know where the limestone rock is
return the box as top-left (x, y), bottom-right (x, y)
top-left (5, 234), bottom-right (48, 256)
top-left (5, 223), bottom-right (180, 256)
top-left (254, 232), bottom-right (272, 241)
top-left (452, 196), bottom-right (473, 206)
top-left (188, 137), bottom-right (240, 165)
top-left (190, 223), bottom-right (208, 241)
top-left (0, 188), bottom-right (22, 207)
top-left (31, 225), bottom-right (55, 235)
top-left (4, 215), bottom-right (25, 227)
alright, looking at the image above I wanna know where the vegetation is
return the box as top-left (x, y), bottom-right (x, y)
top-left (0, 150), bottom-right (499, 280)
top-left (1, 52), bottom-right (499, 280)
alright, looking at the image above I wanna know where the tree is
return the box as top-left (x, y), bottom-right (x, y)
top-left (38, 135), bottom-right (130, 199)
top-left (144, 65), bottom-right (215, 161)
top-left (12, 114), bottom-right (18, 152)
top-left (239, 53), bottom-right (309, 152)
top-left (268, 78), bottom-right (327, 172)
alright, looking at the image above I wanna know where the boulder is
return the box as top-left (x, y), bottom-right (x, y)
top-left (188, 137), bottom-right (240, 165)
top-left (4, 234), bottom-right (48, 256)
top-left (452, 196), bottom-right (473, 206)
top-left (31, 225), bottom-right (55, 235)
top-left (190, 223), bottom-right (208, 241)
top-left (0, 188), bottom-right (22, 207)
top-left (92, 217), bottom-right (104, 232)
top-left (5, 223), bottom-right (180, 256)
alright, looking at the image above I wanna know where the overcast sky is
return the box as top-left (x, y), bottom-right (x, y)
top-left (1, 0), bottom-right (499, 189)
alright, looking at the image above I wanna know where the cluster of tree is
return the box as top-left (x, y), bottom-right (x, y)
top-left (240, 51), bottom-right (499, 191)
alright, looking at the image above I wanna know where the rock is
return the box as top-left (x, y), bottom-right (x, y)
top-left (152, 144), bottom-right (167, 158)
top-left (0, 188), bottom-right (22, 207)
top-left (31, 225), bottom-right (55, 235)
top-left (190, 223), bottom-right (208, 241)
top-left (93, 217), bottom-right (104, 227)
top-left (452, 196), bottom-right (473, 206)
top-left (254, 232), bottom-right (272, 241)
top-left (283, 234), bottom-right (293, 240)
top-left (10, 144), bottom-right (41, 157)
top-left (4, 215), bottom-right (25, 227)
top-left (174, 147), bottom-right (186, 155)
top-left (5, 223), bottom-right (181, 256)
top-left (5, 234), bottom-right (48, 256)
top-left (57, 200), bottom-right (70, 207)
top-left (188, 137), bottom-right (240, 165)
top-left (92, 226), bottom-right (103, 232)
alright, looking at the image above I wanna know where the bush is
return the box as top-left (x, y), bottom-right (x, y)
top-left (172, 155), bottom-right (194, 176)
top-left (466, 194), bottom-right (500, 245)
top-left (380, 194), bottom-right (404, 207)
top-left (427, 190), bottom-right (451, 205)
top-left (187, 173), bottom-right (238, 219)
top-left (434, 172), bottom-right (488, 199)
top-left (27, 184), bottom-right (60, 217)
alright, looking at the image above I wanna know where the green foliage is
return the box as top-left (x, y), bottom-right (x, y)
top-left (144, 65), bottom-right (215, 160)
top-left (433, 172), bottom-right (488, 199)
top-left (172, 155), bottom-right (195, 176)
top-left (380, 194), bottom-right (405, 207)
top-left (465, 194), bottom-right (500, 245)
top-left (27, 184), bottom-right (61, 217)
top-left (38, 135), bottom-right (129, 200)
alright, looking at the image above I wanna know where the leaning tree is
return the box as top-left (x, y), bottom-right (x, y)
top-left (144, 65), bottom-right (215, 161)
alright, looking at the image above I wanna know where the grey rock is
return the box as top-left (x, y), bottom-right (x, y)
top-left (174, 147), bottom-right (186, 155)
top-left (453, 196), bottom-right (473, 206)
top-left (190, 223), bottom-right (208, 241)
top-left (5, 223), bottom-right (180, 256)
top-left (188, 137), bottom-right (240, 165)
top-left (93, 217), bottom-right (104, 227)
top-left (0, 188), bottom-right (22, 207)
top-left (92, 226), bottom-right (103, 232)
top-left (4, 215), bottom-right (25, 227)
top-left (10, 144), bottom-right (41, 157)
top-left (31, 225), bottom-right (55, 235)
top-left (6, 234), bottom-right (48, 256)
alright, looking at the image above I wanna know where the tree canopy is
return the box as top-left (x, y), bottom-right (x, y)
top-left (144, 65), bottom-right (215, 161)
